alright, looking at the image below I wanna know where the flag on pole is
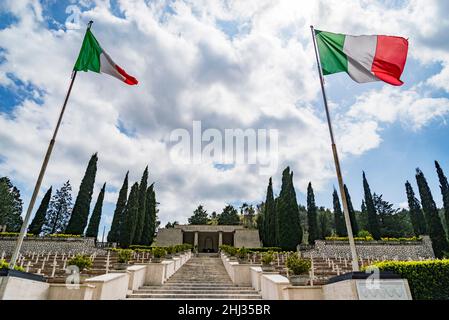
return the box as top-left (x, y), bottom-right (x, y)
top-left (314, 30), bottom-right (408, 86)
top-left (74, 29), bottom-right (138, 85)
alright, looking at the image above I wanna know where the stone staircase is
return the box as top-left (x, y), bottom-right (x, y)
top-left (128, 256), bottom-right (262, 300)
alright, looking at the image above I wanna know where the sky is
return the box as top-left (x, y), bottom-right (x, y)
top-left (1, 0), bottom-right (449, 235)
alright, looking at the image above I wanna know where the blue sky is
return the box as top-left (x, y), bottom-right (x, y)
top-left (1, 0), bottom-right (449, 235)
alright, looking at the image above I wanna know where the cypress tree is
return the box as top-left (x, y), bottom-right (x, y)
top-left (28, 187), bottom-right (52, 235)
top-left (65, 153), bottom-right (98, 235)
top-left (276, 167), bottom-right (302, 251)
top-left (107, 172), bottom-right (128, 243)
top-left (435, 161), bottom-right (449, 235)
top-left (141, 183), bottom-right (155, 246)
top-left (416, 168), bottom-right (449, 258)
top-left (256, 204), bottom-right (265, 245)
top-left (85, 183), bottom-right (106, 238)
top-left (134, 166), bottom-right (148, 244)
top-left (363, 172), bottom-right (381, 240)
top-left (148, 185), bottom-right (157, 245)
top-left (263, 177), bottom-right (276, 247)
top-left (333, 189), bottom-right (347, 236)
top-left (405, 181), bottom-right (427, 236)
top-left (344, 184), bottom-right (359, 236)
top-left (306, 182), bottom-right (319, 244)
top-left (119, 182), bottom-right (139, 248)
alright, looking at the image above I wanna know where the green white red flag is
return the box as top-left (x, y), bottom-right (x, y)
top-left (74, 29), bottom-right (138, 85)
top-left (315, 30), bottom-right (408, 86)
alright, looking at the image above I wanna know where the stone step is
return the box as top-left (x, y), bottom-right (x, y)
top-left (135, 289), bottom-right (258, 294)
top-left (140, 282), bottom-right (238, 289)
top-left (127, 293), bottom-right (261, 299)
top-left (141, 285), bottom-right (252, 290)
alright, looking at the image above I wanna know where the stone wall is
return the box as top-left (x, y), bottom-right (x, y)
top-left (153, 229), bottom-right (183, 246)
top-left (234, 229), bottom-right (261, 248)
top-left (305, 236), bottom-right (435, 260)
top-left (0, 237), bottom-right (106, 255)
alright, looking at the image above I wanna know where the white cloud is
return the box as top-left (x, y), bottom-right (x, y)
top-left (0, 0), bottom-right (449, 229)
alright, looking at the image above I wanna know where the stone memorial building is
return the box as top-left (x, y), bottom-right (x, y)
top-left (155, 225), bottom-right (261, 252)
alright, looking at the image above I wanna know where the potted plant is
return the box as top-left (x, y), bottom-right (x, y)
top-left (286, 254), bottom-right (311, 286)
top-left (113, 249), bottom-right (133, 270)
top-left (165, 246), bottom-right (175, 259)
top-left (261, 251), bottom-right (274, 271)
top-left (228, 246), bottom-right (238, 260)
top-left (151, 247), bottom-right (166, 263)
top-left (237, 247), bottom-right (249, 264)
top-left (66, 254), bottom-right (93, 282)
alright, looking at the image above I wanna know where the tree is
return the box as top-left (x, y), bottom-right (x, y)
top-left (416, 168), bottom-right (449, 258)
top-left (373, 193), bottom-right (410, 237)
top-left (263, 177), bottom-right (277, 247)
top-left (65, 153), bottom-right (98, 235)
top-left (107, 172), bottom-right (128, 243)
top-left (165, 221), bottom-right (178, 228)
top-left (28, 187), bottom-right (52, 235)
top-left (218, 205), bottom-right (240, 225)
top-left (363, 172), bottom-right (381, 240)
top-left (0, 177), bottom-right (24, 232)
top-left (188, 205), bottom-right (209, 225)
top-left (240, 203), bottom-right (256, 228)
top-left (333, 189), bottom-right (347, 236)
top-left (85, 183), bottom-right (106, 238)
top-left (255, 202), bottom-right (265, 244)
top-left (306, 182), bottom-right (319, 245)
top-left (119, 182), bottom-right (139, 248)
top-left (435, 161), bottom-right (449, 235)
top-left (276, 167), bottom-right (302, 251)
top-left (344, 185), bottom-right (359, 236)
top-left (405, 181), bottom-right (427, 236)
top-left (318, 207), bottom-right (332, 239)
top-left (42, 181), bottom-right (72, 235)
top-left (134, 166), bottom-right (148, 244)
top-left (141, 183), bottom-right (157, 245)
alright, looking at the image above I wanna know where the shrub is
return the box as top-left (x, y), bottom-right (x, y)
top-left (261, 251), bottom-right (274, 265)
top-left (357, 230), bottom-right (372, 238)
top-left (49, 234), bottom-right (81, 238)
top-left (0, 232), bottom-right (34, 237)
top-left (117, 249), bottom-right (133, 263)
top-left (366, 260), bottom-right (449, 300)
top-left (152, 247), bottom-right (166, 259)
top-left (165, 246), bottom-right (175, 254)
top-left (325, 236), bottom-right (422, 242)
top-left (67, 254), bottom-right (93, 271)
top-left (286, 254), bottom-right (311, 275)
top-left (0, 259), bottom-right (25, 272)
top-left (247, 247), bottom-right (283, 253)
top-left (237, 247), bottom-right (249, 260)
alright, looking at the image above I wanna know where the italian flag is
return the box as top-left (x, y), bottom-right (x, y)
top-left (74, 29), bottom-right (138, 85)
top-left (315, 30), bottom-right (408, 86)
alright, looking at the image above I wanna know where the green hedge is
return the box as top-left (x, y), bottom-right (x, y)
top-left (219, 245), bottom-right (283, 254)
top-left (0, 232), bottom-right (34, 237)
top-left (0, 232), bottom-right (81, 238)
top-left (368, 260), bottom-right (449, 300)
top-left (326, 236), bottom-right (422, 242)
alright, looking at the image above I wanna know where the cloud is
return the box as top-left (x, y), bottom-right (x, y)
top-left (0, 0), bottom-right (448, 229)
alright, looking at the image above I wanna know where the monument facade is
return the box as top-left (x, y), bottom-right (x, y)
top-left (155, 225), bottom-right (261, 252)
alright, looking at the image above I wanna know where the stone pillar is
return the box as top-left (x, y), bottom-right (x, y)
top-left (194, 232), bottom-right (198, 248)
top-left (218, 231), bottom-right (223, 247)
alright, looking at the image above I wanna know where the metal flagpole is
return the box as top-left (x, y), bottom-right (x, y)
top-left (310, 25), bottom-right (360, 272)
top-left (9, 21), bottom-right (94, 269)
